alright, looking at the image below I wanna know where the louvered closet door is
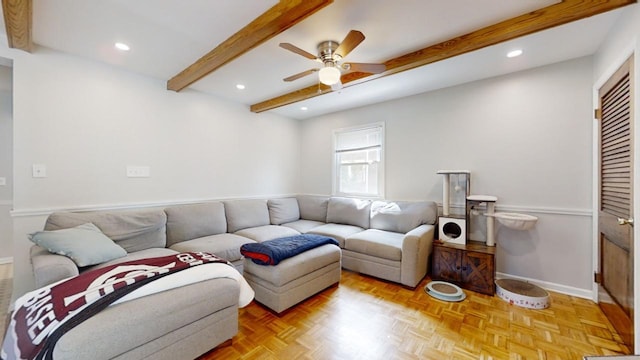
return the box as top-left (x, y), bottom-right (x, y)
top-left (598, 55), bottom-right (634, 349)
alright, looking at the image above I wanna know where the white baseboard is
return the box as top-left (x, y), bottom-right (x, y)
top-left (496, 272), bottom-right (594, 300)
top-left (0, 257), bottom-right (13, 265)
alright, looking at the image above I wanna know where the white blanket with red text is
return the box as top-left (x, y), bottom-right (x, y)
top-left (1, 252), bottom-right (254, 360)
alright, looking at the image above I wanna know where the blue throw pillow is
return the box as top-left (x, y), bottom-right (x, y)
top-left (29, 223), bottom-right (127, 267)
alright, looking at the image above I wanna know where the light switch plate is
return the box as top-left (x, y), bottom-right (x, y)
top-left (126, 166), bottom-right (150, 178)
top-left (0, 177), bottom-right (5, 186)
top-left (32, 164), bottom-right (47, 178)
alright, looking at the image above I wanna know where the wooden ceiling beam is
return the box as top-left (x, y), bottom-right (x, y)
top-left (250, 0), bottom-right (636, 113)
top-left (2, 0), bottom-right (33, 52)
top-left (167, 0), bottom-right (332, 92)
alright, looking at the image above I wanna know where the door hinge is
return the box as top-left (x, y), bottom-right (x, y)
top-left (594, 108), bottom-right (602, 120)
top-left (594, 272), bottom-right (602, 284)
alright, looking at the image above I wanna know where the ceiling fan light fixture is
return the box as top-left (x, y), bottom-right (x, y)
top-left (318, 65), bottom-right (341, 85)
top-left (507, 49), bottom-right (523, 58)
top-left (115, 42), bottom-right (130, 51)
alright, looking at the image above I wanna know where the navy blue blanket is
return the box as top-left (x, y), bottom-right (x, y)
top-left (240, 234), bottom-right (339, 266)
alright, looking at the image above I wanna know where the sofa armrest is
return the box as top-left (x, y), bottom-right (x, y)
top-left (400, 224), bottom-right (435, 288)
top-left (30, 245), bottom-right (79, 288)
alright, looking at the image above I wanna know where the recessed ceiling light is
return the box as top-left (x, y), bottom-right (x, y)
top-left (236, 84), bottom-right (246, 90)
top-left (115, 42), bottom-right (130, 51)
top-left (507, 49), bottom-right (523, 58)
top-left (300, 106), bottom-right (308, 111)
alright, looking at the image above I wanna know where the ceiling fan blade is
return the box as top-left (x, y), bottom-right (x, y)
top-left (343, 62), bottom-right (386, 74)
top-left (335, 30), bottom-right (365, 58)
top-left (283, 69), bottom-right (319, 82)
top-left (279, 43), bottom-right (318, 60)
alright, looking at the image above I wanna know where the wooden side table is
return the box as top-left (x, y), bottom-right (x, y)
top-left (431, 240), bottom-right (496, 295)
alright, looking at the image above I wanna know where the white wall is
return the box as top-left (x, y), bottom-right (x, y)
top-left (0, 11), bottom-right (629, 305)
top-left (300, 56), bottom-right (595, 295)
top-left (592, 2), bottom-right (640, 351)
top-left (5, 46), bottom-right (301, 299)
top-left (13, 48), bottom-right (301, 210)
top-left (0, 65), bottom-right (12, 262)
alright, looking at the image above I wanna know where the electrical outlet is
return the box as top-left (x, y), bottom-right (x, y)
top-left (126, 166), bottom-right (150, 178)
top-left (32, 164), bottom-right (47, 178)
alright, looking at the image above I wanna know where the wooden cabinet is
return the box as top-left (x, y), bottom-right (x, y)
top-left (431, 241), bottom-right (496, 295)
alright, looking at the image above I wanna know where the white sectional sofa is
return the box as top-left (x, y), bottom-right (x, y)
top-left (26, 195), bottom-right (437, 359)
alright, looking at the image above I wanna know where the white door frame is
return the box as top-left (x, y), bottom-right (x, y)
top-left (592, 43), bottom-right (639, 351)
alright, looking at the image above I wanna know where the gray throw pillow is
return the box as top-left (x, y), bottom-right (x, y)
top-left (370, 201), bottom-right (436, 233)
top-left (326, 197), bottom-right (371, 229)
top-left (29, 222), bottom-right (127, 267)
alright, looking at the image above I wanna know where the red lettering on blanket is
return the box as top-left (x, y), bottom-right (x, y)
top-left (28, 310), bottom-right (57, 346)
top-left (25, 292), bottom-right (52, 327)
top-left (26, 302), bottom-right (52, 328)
top-left (197, 252), bottom-right (223, 263)
top-left (23, 289), bottom-right (50, 320)
top-left (64, 263), bottom-right (176, 307)
top-left (177, 252), bottom-right (203, 266)
top-left (21, 288), bottom-right (58, 345)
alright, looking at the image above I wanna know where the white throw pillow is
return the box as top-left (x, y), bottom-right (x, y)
top-left (370, 201), bottom-right (436, 233)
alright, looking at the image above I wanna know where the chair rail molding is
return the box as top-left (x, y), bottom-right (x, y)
top-left (436, 202), bottom-right (592, 217)
top-left (10, 194), bottom-right (299, 218)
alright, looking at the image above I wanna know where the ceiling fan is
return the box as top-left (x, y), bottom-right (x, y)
top-left (279, 30), bottom-right (386, 89)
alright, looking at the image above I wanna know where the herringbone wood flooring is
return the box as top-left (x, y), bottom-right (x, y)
top-left (201, 270), bottom-right (631, 360)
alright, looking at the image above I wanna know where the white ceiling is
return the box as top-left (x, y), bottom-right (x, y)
top-left (4, 1), bottom-right (630, 119)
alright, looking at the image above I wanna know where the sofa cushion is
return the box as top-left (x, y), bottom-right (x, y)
top-left (370, 200), bottom-right (438, 234)
top-left (224, 199), bottom-right (271, 233)
top-left (45, 209), bottom-right (167, 253)
top-left (235, 225), bottom-right (300, 242)
top-left (243, 244), bottom-right (341, 287)
top-left (326, 197), bottom-right (371, 229)
top-left (165, 202), bottom-right (227, 247)
top-left (344, 229), bottom-right (403, 261)
top-left (297, 195), bottom-right (329, 222)
top-left (307, 223), bottom-right (364, 248)
top-left (29, 223), bottom-right (127, 267)
top-left (53, 276), bottom-right (239, 360)
top-left (30, 246), bottom-right (79, 287)
top-left (267, 198), bottom-right (300, 225)
top-left (169, 233), bottom-right (255, 263)
top-left (281, 219), bottom-right (325, 233)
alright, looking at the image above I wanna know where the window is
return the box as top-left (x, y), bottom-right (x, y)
top-left (333, 123), bottom-right (384, 197)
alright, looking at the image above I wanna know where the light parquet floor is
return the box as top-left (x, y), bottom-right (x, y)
top-left (201, 270), bottom-right (631, 360)
top-left (0, 263), bottom-right (12, 344)
top-left (0, 265), bottom-right (630, 359)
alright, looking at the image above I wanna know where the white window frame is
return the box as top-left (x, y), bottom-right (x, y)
top-left (332, 122), bottom-right (385, 198)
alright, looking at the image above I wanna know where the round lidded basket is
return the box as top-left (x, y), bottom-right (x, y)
top-left (495, 279), bottom-right (549, 309)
